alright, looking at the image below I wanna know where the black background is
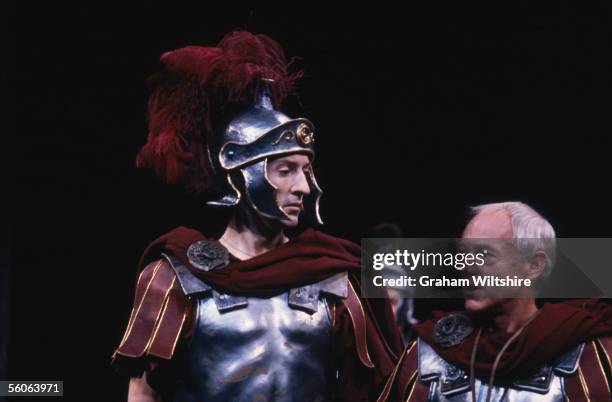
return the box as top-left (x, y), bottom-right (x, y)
top-left (7, 3), bottom-right (612, 401)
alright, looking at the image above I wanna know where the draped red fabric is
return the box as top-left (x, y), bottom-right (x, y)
top-left (414, 299), bottom-right (612, 378)
top-left (138, 226), bottom-right (363, 294)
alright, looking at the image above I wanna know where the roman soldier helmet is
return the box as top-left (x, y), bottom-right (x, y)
top-left (136, 31), bottom-right (323, 224)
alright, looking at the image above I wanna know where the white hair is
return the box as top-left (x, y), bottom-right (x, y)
top-left (470, 202), bottom-right (556, 277)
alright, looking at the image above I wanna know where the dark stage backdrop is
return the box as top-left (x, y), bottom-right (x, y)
top-left (2, 5), bottom-right (13, 402)
top-left (10, 4), bottom-right (612, 401)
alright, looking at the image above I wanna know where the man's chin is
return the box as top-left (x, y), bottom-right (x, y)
top-left (280, 216), bottom-right (300, 227)
top-left (464, 295), bottom-right (496, 313)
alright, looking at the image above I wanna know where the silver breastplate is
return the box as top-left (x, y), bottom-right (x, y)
top-left (417, 337), bottom-right (584, 402)
top-left (163, 253), bottom-right (348, 402)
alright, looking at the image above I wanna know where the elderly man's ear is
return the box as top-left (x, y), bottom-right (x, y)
top-left (526, 251), bottom-right (548, 280)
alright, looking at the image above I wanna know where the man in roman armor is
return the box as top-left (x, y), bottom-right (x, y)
top-left (381, 202), bottom-right (612, 402)
top-left (112, 31), bottom-right (402, 402)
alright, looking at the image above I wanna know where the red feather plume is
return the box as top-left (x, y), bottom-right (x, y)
top-left (135, 31), bottom-right (303, 193)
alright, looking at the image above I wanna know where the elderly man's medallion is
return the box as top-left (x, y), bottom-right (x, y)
top-left (433, 314), bottom-right (474, 348)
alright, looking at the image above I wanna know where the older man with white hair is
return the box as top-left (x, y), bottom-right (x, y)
top-left (382, 201), bottom-right (612, 402)
top-left (461, 202), bottom-right (557, 326)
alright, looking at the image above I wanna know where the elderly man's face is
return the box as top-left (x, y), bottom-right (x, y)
top-left (461, 209), bottom-right (530, 313)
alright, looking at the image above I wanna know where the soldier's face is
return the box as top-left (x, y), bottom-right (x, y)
top-left (266, 154), bottom-right (312, 227)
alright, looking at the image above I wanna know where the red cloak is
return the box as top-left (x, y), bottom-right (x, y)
top-left (381, 300), bottom-right (612, 401)
top-left (414, 299), bottom-right (612, 378)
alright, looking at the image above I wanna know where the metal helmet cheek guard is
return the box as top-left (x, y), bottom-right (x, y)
top-left (207, 88), bottom-right (323, 224)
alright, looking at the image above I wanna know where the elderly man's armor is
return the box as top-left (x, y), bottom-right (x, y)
top-left (416, 338), bottom-right (585, 402)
